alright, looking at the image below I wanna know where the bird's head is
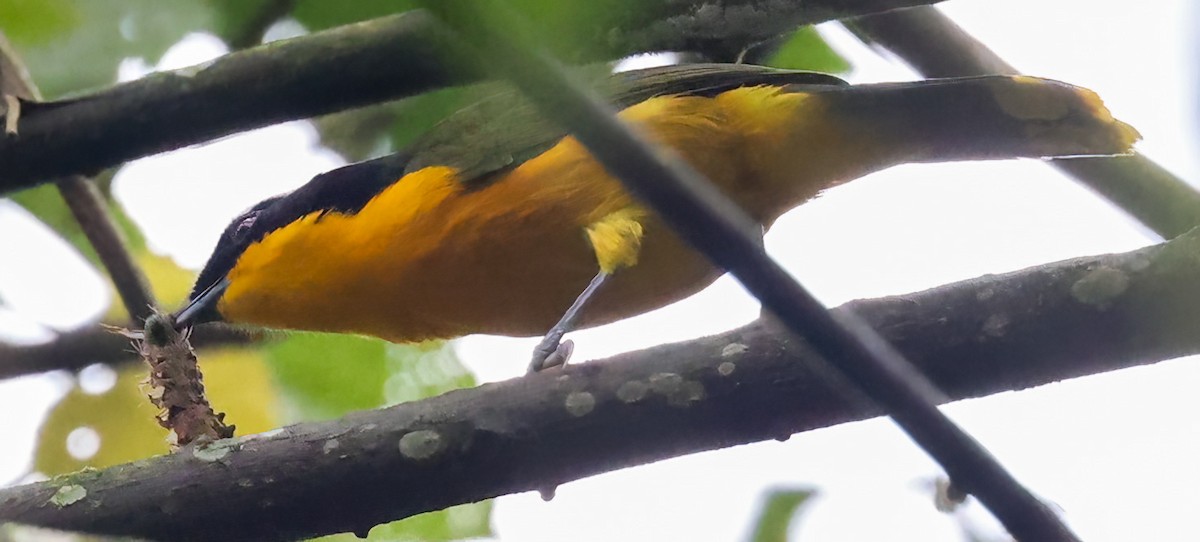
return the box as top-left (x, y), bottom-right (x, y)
top-left (174, 196), bottom-right (284, 328)
top-left (173, 155), bottom-right (407, 330)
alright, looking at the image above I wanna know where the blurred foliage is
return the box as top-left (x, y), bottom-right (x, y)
top-left (207, 0), bottom-right (295, 48)
top-left (313, 86), bottom-right (475, 163)
top-left (7, 184), bottom-right (144, 266)
top-left (265, 333), bottom-right (475, 420)
top-left (0, 0), bottom-right (213, 98)
top-left (100, 249), bottom-right (199, 323)
top-left (208, 0), bottom-right (279, 41)
top-left (312, 106), bottom-right (399, 162)
top-left (763, 26), bottom-right (851, 74)
top-left (748, 487), bottom-right (816, 542)
top-left (266, 333), bottom-right (391, 421)
top-left (290, 0), bottom-right (418, 32)
top-left (386, 87), bottom-right (475, 152)
top-left (0, 0), bottom-right (79, 46)
top-left (10, 183), bottom-right (194, 325)
top-left (317, 503), bottom-right (492, 542)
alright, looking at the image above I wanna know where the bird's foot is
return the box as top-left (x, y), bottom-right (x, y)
top-left (528, 335), bottom-right (574, 374)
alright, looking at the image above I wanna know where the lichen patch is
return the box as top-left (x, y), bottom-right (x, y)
top-left (616, 381), bottom-right (649, 403)
top-left (1071, 266), bottom-right (1130, 308)
top-left (50, 485), bottom-right (86, 507)
top-left (399, 430), bottom-right (443, 461)
top-left (564, 391), bottom-right (597, 417)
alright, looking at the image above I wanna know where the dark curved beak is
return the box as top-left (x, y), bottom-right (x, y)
top-left (174, 278), bottom-right (229, 329)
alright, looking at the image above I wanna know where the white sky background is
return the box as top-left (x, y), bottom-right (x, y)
top-left (1, 0), bottom-right (1197, 540)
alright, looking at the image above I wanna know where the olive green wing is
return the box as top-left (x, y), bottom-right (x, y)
top-left (403, 63), bottom-right (846, 188)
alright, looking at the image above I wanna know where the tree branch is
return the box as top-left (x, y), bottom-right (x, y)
top-left (0, 0), bottom-right (946, 195)
top-left (0, 325), bottom-right (253, 379)
top-left (850, 7), bottom-right (1200, 239)
top-left (55, 176), bottom-right (157, 322)
top-left (3, 228), bottom-right (1199, 541)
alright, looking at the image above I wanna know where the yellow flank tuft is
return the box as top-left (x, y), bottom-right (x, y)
top-left (586, 208), bottom-right (647, 273)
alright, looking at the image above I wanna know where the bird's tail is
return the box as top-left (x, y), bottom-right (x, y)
top-left (810, 75), bottom-right (1140, 163)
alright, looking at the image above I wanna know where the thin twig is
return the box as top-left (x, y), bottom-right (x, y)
top-left (0, 33), bottom-right (158, 323)
top-left (1, 94), bottom-right (16, 135)
top-left (0, 33), bottom-right (36, 100)
top-left (0, 0), bottom-right (949, 194)
top-left (56, 176), bottom-right (157, 321)
top-left (850, 6), bottom-right (1200, 239)
top-left (3, 226), bottom-right (1199, 541)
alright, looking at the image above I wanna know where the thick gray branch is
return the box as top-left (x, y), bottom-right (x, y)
top-left (0, 0), bottom-right (945, 194)
top-left (3, 229), bottom-right (1199, 541)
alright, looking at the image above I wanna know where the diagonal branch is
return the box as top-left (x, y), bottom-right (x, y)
top-left (55, 176), bottom-right (157, 321)
top-left (0, 0), bottom-right (947, 195)
top-left (2, 229), bottom-right (1199, 541)
top-left (850, 6), bottom-right (1200, 239)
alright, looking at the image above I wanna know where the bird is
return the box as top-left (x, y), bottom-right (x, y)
top-left (174, 63), bottom-right (1139, 372)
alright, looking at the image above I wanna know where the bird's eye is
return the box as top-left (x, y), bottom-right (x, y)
top-left (232, 213), bottom-right (259, 239)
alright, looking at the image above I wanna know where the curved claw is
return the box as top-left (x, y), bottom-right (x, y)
top-left (528, 333), bottom-right (574, 373)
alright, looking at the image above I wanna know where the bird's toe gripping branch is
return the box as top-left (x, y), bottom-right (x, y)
top-left (528, 209), bottom-right (645, 373)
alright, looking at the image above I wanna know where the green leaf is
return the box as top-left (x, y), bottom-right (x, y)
top-left (266, 334), bottom-right (475, 418)
top-left (265, 333), bottom-right (391, 421)
top-left (313, 502), bottom-right (493, 542)
top-left (0, 0), bottom-right (81, 46)
top-left (764, 26), bottom-right (850, 74)
top-left (749, 487), bottom-right (817, 542)
top-left (381, 341), bottom-right (476, 404)
top-left (0, 0), bottom-right (215, 98)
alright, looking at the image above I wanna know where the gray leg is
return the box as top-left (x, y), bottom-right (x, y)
top-left (528, 271), bottom-right (610, 373)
